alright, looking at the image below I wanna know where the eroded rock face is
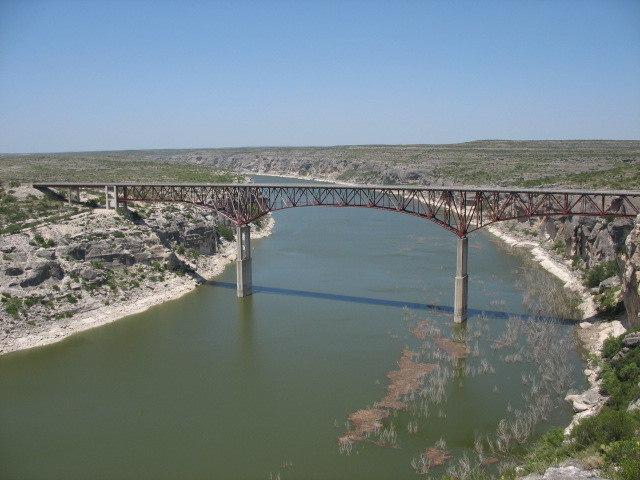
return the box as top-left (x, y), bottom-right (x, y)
top-left (0, 203), bottom-right (230, 329)
top-left (541, 215), bottom-right (637, 324)
top-left (620, 216), bottom-right (640, 328)
top-left (20, 261), bottom-right (64, 287)
top-left (4, 267), bottom-right (23, 276)
top-left (543, 216), bottom-right (632, 268)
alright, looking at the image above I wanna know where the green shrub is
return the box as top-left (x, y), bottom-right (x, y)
top-left (602, 335), bottom-right (623, 359)
top-left (151, 262), bottom-right (165, 272)
top-left (543, 427), bottom-right (565, 448)
top-left (584, 261), bottom-right (620, 288)
top-left (619, 363), bottom-right (640, 383)
top-left (605, 440), bottom-right (640, 480)
top-left (551, 240), bottom-right (566, 255)
top-left (216, 225), bottom-right (234, 242)
top-left (113, 231), bottom-right (125, 238)
top-left (595, 287), bottom-right (623, 316)
top-left (572, 408), bottom-right (638, 447)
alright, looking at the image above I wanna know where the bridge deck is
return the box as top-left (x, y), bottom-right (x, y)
top-left (32, 182), bottom-right (640, 197)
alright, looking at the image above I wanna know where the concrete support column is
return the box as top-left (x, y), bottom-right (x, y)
top-left (68, 188), bottom-right (73, 204)
top-left (113, 186), bottom-right (119, 210)
top-left (74, 188), bottom-right (80, 203)
top-left (236, 225), bottom-right (253, 297)
top-left (104, 186), bottom-right (119, 210)
top-left (120, 186), bottom-right (128, 210)
top-left (454, 235), bottom-right (468, 323)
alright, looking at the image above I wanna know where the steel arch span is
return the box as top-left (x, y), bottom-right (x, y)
top-left (33, 182), bottom-right (640, 236)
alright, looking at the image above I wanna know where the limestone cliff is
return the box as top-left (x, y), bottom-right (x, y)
top-left (536, 215), bottom-right (637, 326)
top-left (620, 216), bottom-right (640, 327)
top-left (0, 192), bottom-right (260, 354)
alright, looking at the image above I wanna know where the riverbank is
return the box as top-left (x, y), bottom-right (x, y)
top-left (0, 191), bottom-right (274, 355)
top-left (485, 223), bottom-right (627, 354)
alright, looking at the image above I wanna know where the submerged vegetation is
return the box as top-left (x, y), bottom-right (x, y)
top-left (339, 305), bottom-right (580, 479)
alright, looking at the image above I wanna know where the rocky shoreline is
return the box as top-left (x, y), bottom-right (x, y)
top-left (0, 186), bottom-right (274, 355)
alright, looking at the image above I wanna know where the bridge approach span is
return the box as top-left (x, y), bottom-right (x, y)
top-left (33, 182), bottom-right (640, 322)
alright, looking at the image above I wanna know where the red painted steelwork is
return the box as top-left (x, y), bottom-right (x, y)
top-left (33, 183), bottom-right (640, 237)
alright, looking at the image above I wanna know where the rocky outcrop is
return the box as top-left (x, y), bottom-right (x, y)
top-left (19, 261), bottom-right (64, 287)
top-left (540, 217), bottom-right (632, 269)
top-left (519, 465), bottom-right (607, 480)
top-left (0, 199), bottom-right (259, 353)
top-left (620, 216), bottom-right (640, 328)
top-left (538, 215), bottom-right (635, 321)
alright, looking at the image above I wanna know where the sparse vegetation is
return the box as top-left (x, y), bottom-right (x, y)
top-left (584, 260), bottom-right (620, 288)
top-left (216, 225), bottom-right (234, 242)
top-left (508, 329), bottom-right (640, 480)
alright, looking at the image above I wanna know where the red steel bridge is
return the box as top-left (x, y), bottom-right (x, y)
top-left (33, 182), bottom-right (640, 322)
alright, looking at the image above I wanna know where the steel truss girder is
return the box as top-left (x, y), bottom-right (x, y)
top-left (106, 184), bottom-right (640, 237)
top-left (30, 183), bottom-right (640, 237)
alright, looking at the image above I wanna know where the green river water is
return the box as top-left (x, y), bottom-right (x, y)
top-left (0, 176), bottom-right (586, 479)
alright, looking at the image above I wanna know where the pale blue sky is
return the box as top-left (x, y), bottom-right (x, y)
top-left (1, 0), bottom-right (639, 153)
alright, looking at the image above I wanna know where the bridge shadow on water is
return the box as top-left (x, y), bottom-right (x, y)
top-left (208, 281), bottom-right (552, 322)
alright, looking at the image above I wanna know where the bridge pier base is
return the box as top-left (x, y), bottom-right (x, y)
top-left (454, 236), bottom-right (468, 323)
top-left (236, 225), bottom-right (253, 297)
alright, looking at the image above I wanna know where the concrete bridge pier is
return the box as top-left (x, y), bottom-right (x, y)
top-left (104, 186), bottom-right (118, 210)
top-left (67, 187), bottom-right (80, 204)
top-left (236, 225), bottom-right (253, 297)
top-left (454, 236), bottom-right (468, 323)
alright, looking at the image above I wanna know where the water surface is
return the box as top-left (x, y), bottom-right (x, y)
top-left (0, 176), bottom-right (585, 479)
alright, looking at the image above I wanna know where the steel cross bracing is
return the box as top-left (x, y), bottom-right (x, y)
top-left (113, 184), bottom-right (640, 236)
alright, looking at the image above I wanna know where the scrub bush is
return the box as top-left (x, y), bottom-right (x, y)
top-left (571, 408), bottom-right (638, 447)
top-left (604, 440), bottom-right (640, 480)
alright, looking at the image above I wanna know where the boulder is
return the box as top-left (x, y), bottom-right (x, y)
top-left (628, 397), bottom-right (640, 413)
top-left (19, 261), bottom-right (64, 287)
top-left (57, 245), bottom-right (86, 261)
top-left (565, 389), bottom-right (604, 413)
top-left (598, 275), bottom-right (620, 293)
top-left (519, 465), bottom-right (607, 480)
top-left (35, 248), bottom-right (56, 260)
top-left (4, 266), bottom-right (23, 276)
top-left (622, 332), bottom-right (640, 348)
top-left (78, 266), bottom-right (107, 284)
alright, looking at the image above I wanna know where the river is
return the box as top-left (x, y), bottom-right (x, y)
top-left (0, 175), bottom-right (586, 479)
